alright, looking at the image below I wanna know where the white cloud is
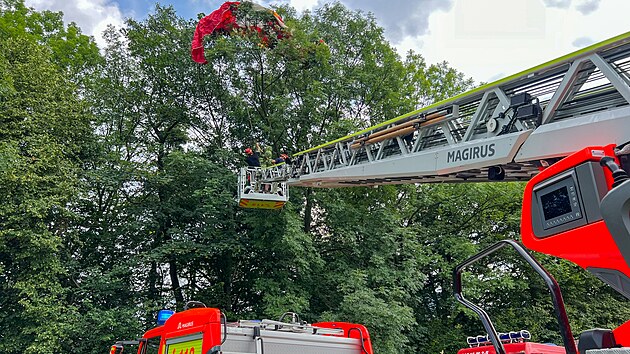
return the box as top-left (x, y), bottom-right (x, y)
top-left (572, 36), bottom-right (595, 48)
top-left (339, 0), bottom-right (454, 42)
top-left (24, 0), bottom-right (125, 48)
top-left (260, 0), bottom-right (318, 12)
top-left (575, 0), bottom-right (600, 14)
top-left (288, 0), bottom-right (319, 12)
top-left (394, 0), bottom-right (630, 83)
top-left (542, 0), bottom-right (572, 8)
top-left (268, 0), bottom-right (454, 42)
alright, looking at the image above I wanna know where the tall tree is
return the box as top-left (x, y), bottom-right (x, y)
top-left (0, 10), bottom-right (95, 354)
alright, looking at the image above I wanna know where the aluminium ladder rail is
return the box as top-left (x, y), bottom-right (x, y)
top-left (263, 31), bottom-right (630, 188)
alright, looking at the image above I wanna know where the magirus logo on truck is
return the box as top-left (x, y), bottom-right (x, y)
top-left (447, 143), bottom-right (496, 163)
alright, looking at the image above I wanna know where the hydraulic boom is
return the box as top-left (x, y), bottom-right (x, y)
top-left (252, 31), bottom-right (630, 188)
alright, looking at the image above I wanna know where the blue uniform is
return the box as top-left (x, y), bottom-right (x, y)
top-left (246, 152), bottom-right (260, 167)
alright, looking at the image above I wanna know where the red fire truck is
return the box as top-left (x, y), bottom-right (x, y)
top-left (110, 306), bottom-right (373, 354)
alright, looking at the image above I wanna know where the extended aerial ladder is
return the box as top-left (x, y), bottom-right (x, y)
top-left (233, 31), bottom-right (630, 354)
top-left (238, 31), bottom-right (630, 202)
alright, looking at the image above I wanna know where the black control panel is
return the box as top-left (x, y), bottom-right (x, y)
top-left (537, 172), bottom-right (583, 230)
top-left (531, 162), bottom-right (608, 238)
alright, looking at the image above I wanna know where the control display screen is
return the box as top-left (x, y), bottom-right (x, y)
top-left (531, 163), bottom-right (605, 238)
top-left (540, 186), bottom-right (572, 220)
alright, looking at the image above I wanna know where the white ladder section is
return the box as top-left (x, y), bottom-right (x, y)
top-left (262, 32), bottom-right (630, 188)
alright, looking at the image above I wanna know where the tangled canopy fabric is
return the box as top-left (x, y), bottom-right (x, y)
top-left (191, 1), bottom-right (290, 64)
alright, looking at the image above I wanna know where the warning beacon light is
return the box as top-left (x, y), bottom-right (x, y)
top-left (467, 330), bottom-right (531, 347)
top-left (157, 310), bottom-right (174, 325)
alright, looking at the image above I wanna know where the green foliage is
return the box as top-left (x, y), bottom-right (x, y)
top-left (0, 22), bottom-right (92, 354)
top-left (0, 0), bottom-right (101, 75)
top-left (2, 2), bottom-right (628, 354)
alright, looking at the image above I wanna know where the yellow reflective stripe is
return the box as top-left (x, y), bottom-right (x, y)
top-left (239, 199), bottom-right (285, 209)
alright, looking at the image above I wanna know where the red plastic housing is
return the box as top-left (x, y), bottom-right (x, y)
top-left (521, 145), bottom-right (624, 272)
top-left (615, 321), bottom-right (630, 347)
top-left (313, 321), bottom-right (374, 354)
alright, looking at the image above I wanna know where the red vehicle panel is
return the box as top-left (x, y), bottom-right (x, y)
top-left (521, 145), bottom-right (623, 272)
top-left (458, 342), bottom-right (567, 354)
top-left (313, 321), bottom-right (374, 354)
top-left (142, 308), bottom-right (222, 354)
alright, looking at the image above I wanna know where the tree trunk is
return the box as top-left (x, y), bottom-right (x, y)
top-left (222, 254), bottom-right (233, 312)
top-left (169, 258), bottom-right (185, 309)
top-left (304, 188), bottom-right (313, 233)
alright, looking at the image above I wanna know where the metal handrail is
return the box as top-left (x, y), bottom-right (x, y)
top-left (453, 239), bottom-right (577, 354)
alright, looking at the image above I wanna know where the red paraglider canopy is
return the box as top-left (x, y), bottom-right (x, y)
top-left (191, 1), bottom-right (290, 64)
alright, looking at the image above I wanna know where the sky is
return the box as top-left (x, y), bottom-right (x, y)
top-left (22, 0), bottom-right (630, 83)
